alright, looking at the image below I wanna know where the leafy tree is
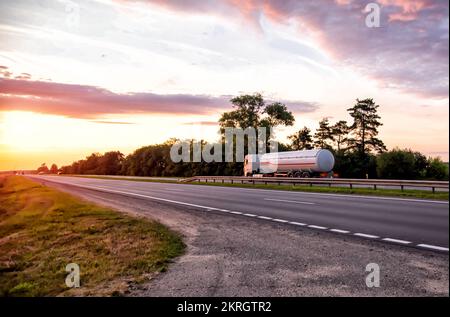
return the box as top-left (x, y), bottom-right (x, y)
top-left (314, 118), bottom-right (334, 149)
top-left (97, 151), bottom-right (124, 175)
top-left (277, 142), bottom-right (292, 152)
top-left (36, 163), bottom-right (49, 174)
top-left (288, 127), bottom-right (314, 150)
top-left (332, 151), bottom-right (377, 178)
top-left (426, 157), bottom-right (449, 180)
top-left (331, 120), bottom-right (350, 152)
top-left (219, 93), bottom-right (294, 144)
top-left (376, 148), bottom-right (427, 179)
top-left (81, 153), bottom-right (101, 174)
top-left (50, 163), bottom-right (58, 174)
top-left (347, 98), bottom-right (386, 155)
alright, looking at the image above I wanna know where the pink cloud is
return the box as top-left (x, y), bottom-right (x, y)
top-left (132, 0), bottom-right (448, 99)
top-left (378, 0), bottom-right (435, 21)
top-left (0, 77), bottom-right (318, 118)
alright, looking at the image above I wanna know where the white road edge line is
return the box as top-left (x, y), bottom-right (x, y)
top-left (382, 238), bottom-right (411, 244)
top-left (417, 244), bottom-right (449, 252)
top-left (308, 225), bottom-right (327, 230)
top-left (354, 233), bottom-right (379, 239)
top-left (257, 216), bottom-right (273, 220)
top-left (330, 229), bottom-right (350, 234)
top-left (243, 213), bottom-right (257, 217)
top-left (264, 198), bottom-right (315, 205)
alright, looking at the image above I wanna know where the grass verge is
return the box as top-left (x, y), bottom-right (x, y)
top-left (191, 181), bottom-right (449, 200)
top-left (0, 176), bottom-right (185, 297)
top-left (65, 175), bottom-right (448, 201)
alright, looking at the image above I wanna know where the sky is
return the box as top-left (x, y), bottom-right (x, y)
top-left (0, 0), bottom-right (448, 170)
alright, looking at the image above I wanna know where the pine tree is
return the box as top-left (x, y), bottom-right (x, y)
top-left (288, 127), bottom-right (314, 150)
top-left (331, 120), bottom-right (350, 152)
top-left (314, 118), bottom-right (334, 149)
top-left (347, 98), bottom-right (386, 155)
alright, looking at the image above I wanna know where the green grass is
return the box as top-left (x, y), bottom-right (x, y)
top-left (0, 176), bottom-right (185, 297)
top-left (67, 174), bottom-right (449, 201)
top-left (191, 181), bottom-right (449, 200)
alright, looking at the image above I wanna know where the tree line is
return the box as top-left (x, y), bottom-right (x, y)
top-left (41, 94), bottom-right (447, 180)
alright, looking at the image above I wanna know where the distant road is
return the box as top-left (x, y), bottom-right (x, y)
top-left (30, 175), bottom-right (449, 251)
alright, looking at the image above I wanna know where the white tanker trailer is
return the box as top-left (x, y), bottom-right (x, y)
top-left (244, 149), bottom-right (335, 178)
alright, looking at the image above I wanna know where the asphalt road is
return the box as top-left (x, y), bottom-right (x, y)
top-left (28, 177), bottom-right (449, 297)
top-left (30, 175), bottom-right (449, 252)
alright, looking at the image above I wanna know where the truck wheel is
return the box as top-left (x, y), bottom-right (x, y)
top-left (301, 172), bottom-right (310, 178)
top-left (293, 171), bottom-right (301, 178)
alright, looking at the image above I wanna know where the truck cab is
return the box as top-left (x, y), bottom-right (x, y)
top-left (244, 154), bottom-right (260, 177)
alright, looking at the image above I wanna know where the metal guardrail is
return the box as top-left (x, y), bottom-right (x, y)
top-left (181, 176), bottom-right (449, 193)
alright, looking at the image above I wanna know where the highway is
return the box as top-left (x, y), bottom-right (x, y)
top-left (31, 175), bottom-right (449, 252)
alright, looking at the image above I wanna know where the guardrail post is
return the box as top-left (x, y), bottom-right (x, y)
top-left (328, 183), bottom-right (331, 188)
top-left (400, 185), bottom-right (403, 191)
top-left (206, 179), bottom-right (208, 183)
top-left (241, 180), bottom-right (244, 184)
top-left (213, 179), bottom-right (215, 183)
top-left (374, 184), bottom-right (377, 190)
top-left (309, 182), bottom-right (312, 187)
top-left (252, 180), bottom-right (255, 185)
top-left (222, 179), bottom-right (224, 184)
top-left (350, 184), bottom-right (353, 189)
top-left (432, 187), bottom-right (435, 194)
top-left (231, 179), bottom-right (234, 184)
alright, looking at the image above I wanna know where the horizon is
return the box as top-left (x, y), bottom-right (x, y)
top-left (0, 0), bottom-right (449, 170)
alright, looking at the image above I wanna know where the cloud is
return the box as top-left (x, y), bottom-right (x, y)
top-left (0, 77), bottom-right (318, 118)
top-left (135, 0), bottom-right (448, 99)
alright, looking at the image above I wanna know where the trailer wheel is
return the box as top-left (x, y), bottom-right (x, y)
top-left (293, 171), bottom-right (301, 178)
top-left (301, 172), bottom-right (310, 178)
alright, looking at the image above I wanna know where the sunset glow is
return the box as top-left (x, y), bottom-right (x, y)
top-left (0, 0), bottom-right (448, 170)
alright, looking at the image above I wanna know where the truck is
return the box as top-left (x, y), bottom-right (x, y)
top-left (243, 149), bottom-right (335, 178)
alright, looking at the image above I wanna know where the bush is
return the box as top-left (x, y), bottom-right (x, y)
top-left (376, 148), bottom-right (426, 179)
top-left (426, 157), bottom-right (449, 180)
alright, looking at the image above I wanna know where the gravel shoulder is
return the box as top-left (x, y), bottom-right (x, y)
top-left (35, 178), bottom-right (449, 297)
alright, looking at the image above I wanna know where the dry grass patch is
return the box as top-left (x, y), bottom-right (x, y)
top-left (0, 176), bottom-right (185, 296)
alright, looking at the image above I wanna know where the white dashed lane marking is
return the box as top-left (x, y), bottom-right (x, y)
top-left (289, 221), bottom-right (307, 226)
top-left (308, 225), bottom-right (327, 230)
top-left (272, 219), bottom-right (289, 223)
top-left (330, 229), bottom-right (350, 234)
top-left (417, 244), bottom-right (449, 252)
top-left (354, 233), bottom-right (379, 239)
top-left (382, 238), bottom-right (411, 244)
